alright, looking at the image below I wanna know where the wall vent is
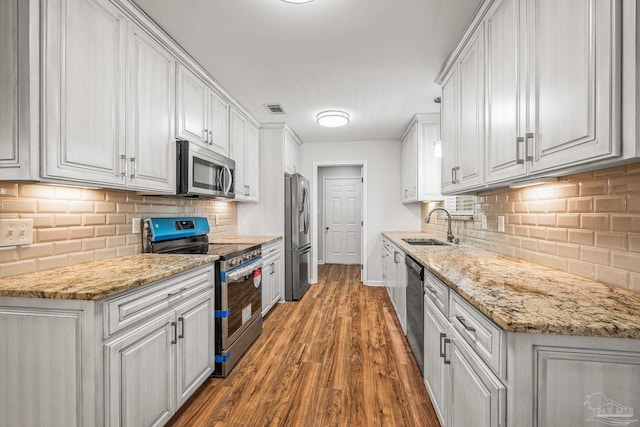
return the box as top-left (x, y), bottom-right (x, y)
top-left (264, 103), bottom-right (286, 114)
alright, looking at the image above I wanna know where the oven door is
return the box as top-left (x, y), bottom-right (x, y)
top-left (177, 140), bottom-right (235, 199)
top-left (219, 259), bottom-right (262, 349)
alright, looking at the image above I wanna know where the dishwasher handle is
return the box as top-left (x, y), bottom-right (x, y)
top-left (405, 256), bottom-right (423, 278)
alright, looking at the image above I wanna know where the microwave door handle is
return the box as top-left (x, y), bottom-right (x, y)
top-left (223, 165), bottom-right (233, 195)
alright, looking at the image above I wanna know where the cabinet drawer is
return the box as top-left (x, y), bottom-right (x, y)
top-left (423, 269), bottom-right (449, 316)
top-left (262, 242), bottom-right (280, 258)
top-left (449, 292), bottom-right (505, 377)
top-left (104, 265), bottom-right (213, 338)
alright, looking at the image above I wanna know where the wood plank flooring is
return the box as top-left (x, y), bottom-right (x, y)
top-left (168, 264), bottom-right (440, 427)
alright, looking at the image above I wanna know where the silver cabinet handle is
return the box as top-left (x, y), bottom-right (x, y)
top-left (204, 128), bottom-right (209, 143)
top-left (425, 284), bottom-right (437, 294)
top-left (451, 167), bottom-right (455, 184)
top-left (405, 189), bottom-right (408, 198)
top-left (525, 132), bottom-right (534, 161)
top-left (119, 154), bottom-right (126, 177)
top-left (178, 317), bottom-right (185, 339)
top-left (130, 157), bottom-right (136, 179)
top-left (516, 137), bottom-right (525, 164)
top-left (439, 333), bottom-right (447, 357)
top-left (456, 315), bottom-right (476, 332)
top-left (394, 251), bottom-right (399, 264)
top-left (167, 287), bottom-right (188, 298)
top-left (443, 338), bottom-right (451, 364)
top-left (208, 130), bottom-right (213, 145)
top-left (171, 321), bottom-right (177, 344)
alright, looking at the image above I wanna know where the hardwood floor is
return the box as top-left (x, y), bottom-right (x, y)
top-left (168, 264), bottom-right (440, 427)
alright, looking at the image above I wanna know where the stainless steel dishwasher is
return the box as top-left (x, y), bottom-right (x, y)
top-left (405, 255), bottom-right (424, 375)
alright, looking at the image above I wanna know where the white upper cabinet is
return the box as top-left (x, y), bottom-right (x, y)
top-left (176, 64), bottom-right (230, 156)
top-left (126, 24), bottom-right (175, 193)
top-left (42, 0), bottom-right (127, 187)
top-left (230, 108), bottom-right (259, 202)
top-left (284, 130), bottom-right (301, 174)
top-left (402, 114), bottom-right (443, 203)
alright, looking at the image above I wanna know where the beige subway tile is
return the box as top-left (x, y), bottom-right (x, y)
top-left (19, 184), bottom-right (54, 199)
top-left (581, 246), bottom-right (610, 266)
top-left (546, 199), bottom-right (567, 213)
top-left (54, 214), bottom-right (83, 227)
top-left (19, 214), bottom-right (54, 228)
top-left (537, 214), bottom-right (556, 227)
top-left (546, 228), bottom-right (568, 242)
top-left (629, 234), bottom-right (640, 253)
top-left (1, 259), bottom-right (36, 278)
top-left (0, 213), bottom-right (19, 219)
top-left (507, 236), bottom-right (522, 247)
top-left (568, 197), bottom-right (593, 213)
top-left (521, 214), bottom-right (537, 225)
top-left (569, 229), bottom-right (595, 246)
top-left (537, 240), bottom-right (557, 255)
top-left (580, 214), bottom-right (609, 231)
top-left (82, 189), bottom-right (106, 201)
top-left (557, 214), bottom-right (580, 228)
top-left (528, 200), bottom-right (546, 213)
top-left (94, 248), bottom-right (117, 261)
top-left (68, 251), bottom-right (94, 266)
top-left (116, 203), bottom-right (135, 213)
top-left (95, 202), bottom-right (116, 213)
top-left (595, 232), bottom-right (627, 250)
top-left (83, 214), bottom-right (106, 226)
top-left (566, 171), bottom-right (594, 182)
top-left (557, 243), bottom-right (580, 260)
top-left (2, 199), bottom-right (37, 213)
top-left (68, 226), bottom-right (94, 239)
top-left (626, 162), bottom-right (640, 175)
top-left (610, 175), bottom-right (640, 194)
top-left (68, 201), bottom-right (94, 213)
top-left (627, 193), bottom-right (640, 213)
top-left (37, 255), bottom-right (69, 271)
top-left (95, 225), bottom-right (117, 237)
top-left (37, 200), bottom-right (68, 213)
top-left (0, 247), bottom-right (18, 262)
top-left (53, 186), bottom-right (83, 200)
top-left (126, 194), bottom-right (145, 203)
top-left (507, 214), bottom-right (521, 225)
top-left (107, 214), bottom-right (127, 225)
top-left (107, 236), bottom-right (127, 248)
top-left (611, 251), bottom-right (640, 274)
top-left (82, 238), bottom-right (106, 251)
top-left (0, 183), bottom-right (19, 198)
top-left (556, 183), bottom-right (579, 198)
top-left (594, 265), bottom-right (629, 288)
top-left (543, 255), bottom-right (568, 271)
top-left (135, 204), bottom-right (154, 214)
top-left (594, 165), bottom-right (625, 177)
top-left (610, 215), bottom-right (640, 232)
top-left (117, 245), bottom-right (136, 257)
top-left (126, 234), bottom-right (141, 245)
top-left (117, 224), bottom-right (131, 235)
top-left (18, 243), bottom-right (53, 259)
top-left (529, 227), bottom-right (546, 239)
top-left (630, 273), bottom-right (640, 292)
top-left (105, 191), bottom-right (127, 202)
top-left (54, 240), bottom-right (83, 255)
top-left (568, 259), bottom-right (595, 280)
top-left (524, 186), bottom-right (556, 201)
top-left (36, 227), bottom-right (69, 242)
top-left (594, 196), bottom-right (626, 213)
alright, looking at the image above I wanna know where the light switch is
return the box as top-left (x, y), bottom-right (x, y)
top-left (498, 216), bottom-right (505, 233)
top-left (0, 219), bottom-right (34, 247)
top-left (132, 218), bottom-right (141, 234)
top-left (481, 214), bottom-right (488, 230)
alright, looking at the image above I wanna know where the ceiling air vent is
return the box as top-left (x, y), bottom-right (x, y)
top-left (264, 103), bottom-right (286, 115)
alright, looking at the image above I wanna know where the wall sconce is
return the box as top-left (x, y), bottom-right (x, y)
top-left (433, 140), bottom-right (442, 158)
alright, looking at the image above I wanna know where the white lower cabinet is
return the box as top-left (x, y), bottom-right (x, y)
top-left (262, 241), bottom-right (282, 315)
top-left (382, 237), bottom-right (407, 333)
top-left (423, 295), bottom-right (449, 426)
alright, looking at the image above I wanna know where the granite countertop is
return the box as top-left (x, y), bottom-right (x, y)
top-left (211, 235), bottom-right (282, 246)
top-left (0, 254), bottom-right (218, 301)
top-left (383, 231), bottom-right (640, 340)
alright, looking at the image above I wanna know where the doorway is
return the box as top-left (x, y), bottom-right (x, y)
top-left (322, 176), bottom-right (362, 265)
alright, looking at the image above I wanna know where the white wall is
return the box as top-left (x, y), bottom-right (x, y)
top-left (300, 140), bottom-right (422, 285)
top-left (317, 166), bottom-right (362, 263)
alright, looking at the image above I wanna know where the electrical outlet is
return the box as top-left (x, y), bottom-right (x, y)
top-left (498, 216), bottom-right (505, 232)
top-left (214, 214), bottom-right (220, 226)
top-left (0, 219), bottom-right (34, 247)
top-left (132, 218), bottom-right (141, 234)
top-left (481, 214), bottom-right (488, 230)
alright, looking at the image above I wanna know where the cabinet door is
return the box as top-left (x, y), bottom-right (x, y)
top-left (417, 117), bottom-right (443, 201)
top-left (106, 312), bottom-right (175, 427)
top-left (401, 124), bottom-right (417, 202)
top-left (42, 0), bottom-right (126, 186)
top-left (485, 0), bottom-right (528, 184)
top-left (126, 25), bottom-right (175, 193)
top-left (272, 256), bottom-right (282, 306)
top-left (448, 330), bottom-right (505, 427)
top-left (261, 261), bottom-right (273, 315)
top-left (176, 292), bottom-right (214, 406)
top-left (230, 108), bottom-right (247, 199)
top-left (208, 90), bottom-right (229, 155)
top-left (457, 24), bottom-right (485, 191)
top-left (245, 122), bottom-right (260, 201)
top-left (440, 67), bottom-right (458, 194)
top-left (424, 296), bottom-right (448, 427)
top-left (284, 130), bottom-right (300, 174)
top-left (176, 64), bottom-right (208, 146)
top-left (528, 0), bottom-right (620, 172)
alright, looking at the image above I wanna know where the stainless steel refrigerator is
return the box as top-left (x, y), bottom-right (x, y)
top-left (284, 172), bottom-right (311, 300)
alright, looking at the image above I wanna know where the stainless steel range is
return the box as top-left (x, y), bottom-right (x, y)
top-left (143, 217), bottom-right (262, 377)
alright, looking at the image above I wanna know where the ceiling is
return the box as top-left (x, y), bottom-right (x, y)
top-left (132, 0), bottom-right (482, 144)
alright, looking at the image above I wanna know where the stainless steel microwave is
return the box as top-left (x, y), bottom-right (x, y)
top-left (176, 140), bottom-right (235, 199)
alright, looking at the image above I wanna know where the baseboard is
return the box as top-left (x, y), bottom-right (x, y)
top-left (318, 260), bottom-right (325, 265)
top-left (364, 280), bottom-right (385, 287)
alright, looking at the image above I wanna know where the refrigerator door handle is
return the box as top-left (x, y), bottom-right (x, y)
top-left (298, 244), bottom-right (312, 255)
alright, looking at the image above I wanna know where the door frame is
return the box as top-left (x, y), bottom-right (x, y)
top-left (322, 176), bottom-right (363, 265)
top-left (311, 161), bottom-right (368, 285)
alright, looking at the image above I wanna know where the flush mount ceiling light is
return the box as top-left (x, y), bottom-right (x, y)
top-left (281, 0), bottom-right (314, 3)
top-left (316, 110), bottom-right (350, 127)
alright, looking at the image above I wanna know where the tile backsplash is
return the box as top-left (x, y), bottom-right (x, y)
top-left (422, 163), bottom-right (640, 292)
top-left (0, 182), bottom-right (237, 278)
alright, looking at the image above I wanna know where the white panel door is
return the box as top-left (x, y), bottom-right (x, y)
top-left (176, 292), bottom-right (214, 406)
top-left (440, 67), bottom-right (458, 194)
top-left (126, 25), bottom-right (175, 193)
top-left (42, 0), bottom-right (126, 186)
top-left (176, 64), bottom-right (208, 146)
top-left (106, 312), bottom-right (175, 427)
top-left (528, 0), bottom-right (620, 172)
top-left (485, 0), bottom-right (528, 184)
top-left (208, 90), bottom-right (229, 155)
top-left (324, 178), bottom-right (362, 265)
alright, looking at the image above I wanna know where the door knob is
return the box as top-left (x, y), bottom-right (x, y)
top-left (325, 227), bottom-right (329, 231)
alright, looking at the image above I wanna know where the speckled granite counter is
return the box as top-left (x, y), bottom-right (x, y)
top-left (383, 231), bottom-right (640, 340)
top-left (211, 235), bottom-right (282, 246)
top-left (0, 254), bottom-right (218, 300)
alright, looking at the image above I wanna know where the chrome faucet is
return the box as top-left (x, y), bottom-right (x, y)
top-left (425, 208), bottom-right (455, 243)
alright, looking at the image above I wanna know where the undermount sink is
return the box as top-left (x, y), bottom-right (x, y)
top-left (402, 238), bottom-right (450, 246)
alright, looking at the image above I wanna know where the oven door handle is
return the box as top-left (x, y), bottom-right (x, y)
top-left (225, 260), bottom-right (263, 282)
